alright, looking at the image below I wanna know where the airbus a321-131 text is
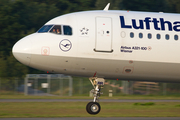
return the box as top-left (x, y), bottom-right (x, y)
top-left (12, 3), bottom-right (180, 114)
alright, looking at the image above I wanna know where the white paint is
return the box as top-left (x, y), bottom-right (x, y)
top-left (12, 9), bottom-right (180, 83)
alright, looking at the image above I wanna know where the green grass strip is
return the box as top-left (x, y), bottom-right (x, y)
top-left (0, 102), bottom-right (180, 117)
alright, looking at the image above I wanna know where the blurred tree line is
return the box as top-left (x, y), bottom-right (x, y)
top-left (0, 0), bottom-right (180, 91)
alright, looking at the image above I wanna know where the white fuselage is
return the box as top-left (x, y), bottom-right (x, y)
top-left (12, 10), bottom-right (180, 82)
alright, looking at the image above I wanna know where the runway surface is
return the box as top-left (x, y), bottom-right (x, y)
top-left (0, 117), bottom-right (180, 120)
top-left (0, 99), bottom-right (180, 102)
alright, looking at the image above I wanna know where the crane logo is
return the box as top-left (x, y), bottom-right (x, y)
top-left (59, 39), bottom-right (72, 52)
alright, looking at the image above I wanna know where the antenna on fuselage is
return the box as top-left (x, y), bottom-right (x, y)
top-left (104, 3), bottom-right (110, 11)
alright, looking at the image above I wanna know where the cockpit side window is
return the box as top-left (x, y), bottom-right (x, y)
top-left (37, 25), bottom-right (53, 33)
top-left (49, 25), bottom-right (61, 34)
top-left (63, 26), bottom-right (72, 35)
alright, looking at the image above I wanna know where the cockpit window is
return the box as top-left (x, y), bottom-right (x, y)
top-left (37, 25), bottom-right (53, 33)
top-left (49, 25), bottom-right (61, 34)
top-left (37, 25), bottom-right (72, 36)
top-left (63, 26), bottom-right (72, 35)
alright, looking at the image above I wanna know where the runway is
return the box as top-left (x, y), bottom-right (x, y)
top-left (0, 99), bottom-right (180, 102)
top-left (0, 117), bottom-right (180, 120)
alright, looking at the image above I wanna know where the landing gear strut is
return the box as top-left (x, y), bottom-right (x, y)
top-left (86, 77), bottom-right (105, 115)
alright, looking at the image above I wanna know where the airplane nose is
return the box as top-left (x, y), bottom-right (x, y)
top-left (12, 37), bottom-right (32, 66)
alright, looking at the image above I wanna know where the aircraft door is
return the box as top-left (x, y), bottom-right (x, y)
top-left (95, 17), bottom-right (113, 52)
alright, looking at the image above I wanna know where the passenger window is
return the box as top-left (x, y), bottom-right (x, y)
top-left (130, 32), bottom-right (134, 38)
top-left (139, 33), bottom-right (143, 38)
top-left (165, 34), bottom-right (169, 40)
top-left (50, 25), bottom-right (61, 34)
top-left (148, 33), bottom-right (152, 39)
top-left (174, 35), bottom-right (178, 40)
top-left (157, 34), bottom-right (161, 39)
top-left (37, 25), bottom-right (53, 33)
top-left (63, 26), bottom-right (72, 35)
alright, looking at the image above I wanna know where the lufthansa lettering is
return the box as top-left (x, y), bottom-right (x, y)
top-left (120, 16), bottom-right (180, 32)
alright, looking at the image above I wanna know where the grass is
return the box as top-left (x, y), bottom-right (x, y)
top-left (0, 94), bottom-right (180, 100)
top-left (134, 102), bottom-right (155, 106)
top-left (0, 102), bottom-right (180, 117)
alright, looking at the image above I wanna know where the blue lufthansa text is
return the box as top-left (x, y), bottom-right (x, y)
top-left (120, 16), bottom-right (180, 32)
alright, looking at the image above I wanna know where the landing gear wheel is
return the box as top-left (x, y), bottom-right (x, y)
top-left (86, 102), bottom-right (101, 115)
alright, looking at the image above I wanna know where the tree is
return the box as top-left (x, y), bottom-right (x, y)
top-left (0, 0), bottom-right (60, 77)
top-left (121, 0), bottom-right (169, 12)
top-left (0, 0), bottom-right (59, 59)
top-left (166, 0), bottom-right (180, 13)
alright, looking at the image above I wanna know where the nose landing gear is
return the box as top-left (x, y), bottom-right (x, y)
top-left (86, 77), bottom-right (105, 115)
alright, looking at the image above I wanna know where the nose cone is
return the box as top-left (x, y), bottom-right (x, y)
top-left (12, 37), bottom-right (32, 66)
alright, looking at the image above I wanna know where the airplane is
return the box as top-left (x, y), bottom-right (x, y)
top-left (12, 3), bottom-right (180, 114)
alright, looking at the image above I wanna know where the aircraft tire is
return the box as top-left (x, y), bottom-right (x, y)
top-left (86, 102), bottom-right (101, 115)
